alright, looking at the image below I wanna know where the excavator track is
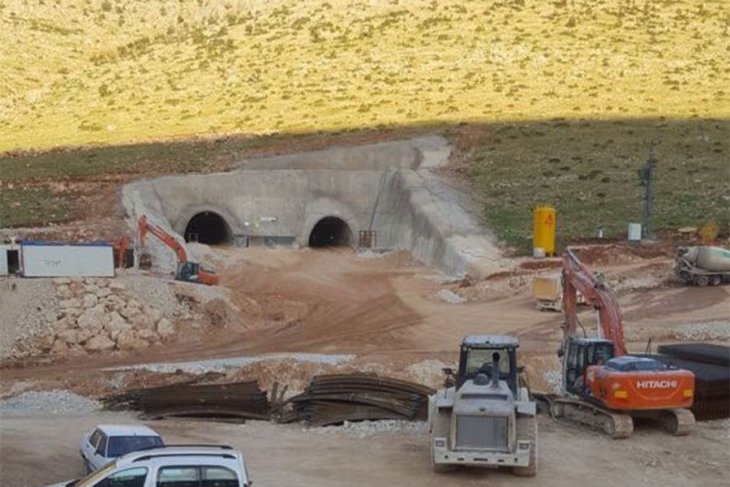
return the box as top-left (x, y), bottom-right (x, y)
top-left (634, 408), bottom-right (695, 436)
top-left (546, 396), bottom-right (634, 439)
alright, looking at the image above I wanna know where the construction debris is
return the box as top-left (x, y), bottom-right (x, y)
top-left (104, 378), bottom-right (270, 422)
top-left (279, 374), bottom-right (435, 426)
top-left (656, 343), bottom-right (730, 420)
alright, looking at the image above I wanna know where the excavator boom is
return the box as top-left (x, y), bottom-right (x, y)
top-left (138, 215), bottom-right (189, 263)
top-left (137, 215), bottom-right (219, 286)
top-left (562, 249), bottom-right (627, 356)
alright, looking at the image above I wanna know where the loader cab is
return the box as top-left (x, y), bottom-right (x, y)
top-left (562, 337), bottom-right (614, 396)
top-left (457, 335), bottom-right (519, 396)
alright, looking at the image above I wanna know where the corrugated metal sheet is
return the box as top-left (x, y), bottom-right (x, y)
top-left (22, 244), bottom-right (114, 277)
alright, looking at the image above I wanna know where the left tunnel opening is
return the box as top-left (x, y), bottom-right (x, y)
top-left (185, 211), bottom-right (232, 245)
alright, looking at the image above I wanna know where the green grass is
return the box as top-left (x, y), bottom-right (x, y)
top-left (0, 186), bottom-right (72, 227)
top-left (467, 119), bottom-right (730, 252)
top-left (1, 0), bottom-right (728, 151)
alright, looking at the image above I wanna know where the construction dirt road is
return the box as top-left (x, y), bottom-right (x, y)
top-left (1, 245), bottom-right (729, 486)
top-left (1, 411), bottom-right (729, 487)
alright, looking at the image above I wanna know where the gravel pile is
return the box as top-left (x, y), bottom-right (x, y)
top-left (676, 321), bottom-right (730, 341)
top-left (0, 390), bottom-right (100, 416)
top-left (106, 353), bottom-right (356, 374)
top-left (0, 278), bottom-right (57, 360)
top-left (312, 419), bottom-right (428, 438)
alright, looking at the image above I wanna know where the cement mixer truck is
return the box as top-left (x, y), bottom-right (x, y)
top-left (675, 246), bottom-right (730, 286)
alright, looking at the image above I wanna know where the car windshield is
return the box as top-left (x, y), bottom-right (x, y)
top-left (107, 436), bottom-right (164, 457)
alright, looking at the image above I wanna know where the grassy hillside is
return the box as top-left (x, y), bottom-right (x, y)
top-left (2, 119), bottom-right (727, 248)
top-left (1, 0), bottom-right (728, 151)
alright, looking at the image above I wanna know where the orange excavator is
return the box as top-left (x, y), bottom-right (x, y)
top-left (543, 249), bottom-right (695, 438)
top-left (138, 215), bottom-right (219, 286)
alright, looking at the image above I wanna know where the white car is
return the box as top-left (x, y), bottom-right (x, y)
top-left (81, 424), bottom-right (164, 472)
top-left (47, 444), bottom-right (251, 487)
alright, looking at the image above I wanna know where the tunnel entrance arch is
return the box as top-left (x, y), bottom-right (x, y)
top-left (308, 217), bottom-right (354, 248)
top-left (184, 211), bottom-right (232, 245)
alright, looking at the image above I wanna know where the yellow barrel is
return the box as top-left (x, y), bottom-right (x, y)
top-left (533, 206), bottom-right (556, 256)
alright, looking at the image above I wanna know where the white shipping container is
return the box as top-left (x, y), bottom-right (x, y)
top-left (21, 243), bottom-right (115, 277)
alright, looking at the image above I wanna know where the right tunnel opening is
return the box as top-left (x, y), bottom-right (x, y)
top-left (308, 217), bottom-right (354, 248)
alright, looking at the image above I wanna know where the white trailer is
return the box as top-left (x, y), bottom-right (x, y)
top-left (21, 241), bottom-right (115, 278)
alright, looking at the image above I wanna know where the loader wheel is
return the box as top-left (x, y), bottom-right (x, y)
top-left (430, 412), bottom-right (455, 474)
top-left (513, 416), bottom-right (537, 477)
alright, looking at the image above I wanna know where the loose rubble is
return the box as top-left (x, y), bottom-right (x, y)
top-left (436, 289), bottom-right (467, 304)
top-left (675, 321), bottom-right (730, 341)
top-left (312, 419), bottom-right (428, 438)
top-left (5, 275), bottom-right (237, 360)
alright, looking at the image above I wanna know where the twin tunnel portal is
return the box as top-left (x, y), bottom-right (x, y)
top-left (184, 211), bottom-right (354, 248)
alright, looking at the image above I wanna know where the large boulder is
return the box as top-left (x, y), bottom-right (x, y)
top-left (116, 330), bottom-right (147, 350)
top-left (51, 339), bottom-right (69, 354)
top-left (59, 298), bottom-right (82, 309)
top-left (82, 293), bottom-right (98, 309)
top-left (156, 318), bottom-right (175, 338)
top-left (56, 328), bottom-right (79, 345)
top-left (77, 306), bottom-right (109, 331)
top-left (56, 284), bottom-right (73, 299)
top-left (85, 334), bottom-right (116, 352)
top-left (137, 329), bottom-right (158, 342)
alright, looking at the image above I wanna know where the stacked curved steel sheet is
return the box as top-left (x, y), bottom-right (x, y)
top-left (279, 374), bottom-right (435, 426)
top-left (104, 379), bottom-right (270, 421)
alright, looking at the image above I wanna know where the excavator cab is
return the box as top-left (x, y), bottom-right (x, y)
top-left (176, 261), bottom-right (219, 285)
top-left (561, 337), bottom-right (614, 396)
top-left (457, 336), bottom-right (519, 396)
top-left (176, 261), bottom-right (201, 282)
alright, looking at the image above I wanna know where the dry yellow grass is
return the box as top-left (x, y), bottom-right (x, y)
top-left (1, 0), bottom-right (728, 152)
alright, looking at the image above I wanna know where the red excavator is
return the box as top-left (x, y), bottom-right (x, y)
top-left (543, 249), bottom-right (695, 438)
top-left (138, 215), bottom-right (219, 286)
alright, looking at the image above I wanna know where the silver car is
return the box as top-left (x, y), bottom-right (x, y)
top-left (81, 424), bottom-right (164, 472)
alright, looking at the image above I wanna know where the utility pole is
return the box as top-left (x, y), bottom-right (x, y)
top-left (637, 145), bottom-right (657, 240)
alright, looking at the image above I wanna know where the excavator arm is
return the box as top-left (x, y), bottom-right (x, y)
top-left (138, 215), bottom-right (219, 286)
top-left (138, 215), bottom-right (189, 263)
top-left (562, 249), bottom-right (627, 356)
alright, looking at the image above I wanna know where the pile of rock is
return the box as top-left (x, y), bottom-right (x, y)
top-left (24, 278), bottom-right (177, 357)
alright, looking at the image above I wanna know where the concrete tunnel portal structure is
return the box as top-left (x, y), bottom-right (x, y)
top-left (123, 136), bottom-right (509, 278)
top-left (308, 217), bottom-right (354, 248)
top-left (184, 211), bottom-right (233, 245)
